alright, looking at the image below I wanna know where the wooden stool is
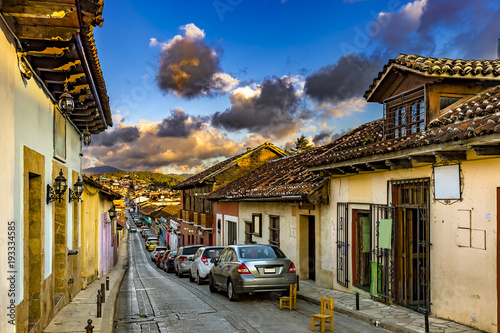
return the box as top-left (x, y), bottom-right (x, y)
top-left (279, 283), bottom-right (297, 310)
top-left (311, 297), bottom-right (334, 332)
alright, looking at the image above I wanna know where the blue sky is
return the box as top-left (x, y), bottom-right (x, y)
top-left (85, 0), bottom-right (500, 174)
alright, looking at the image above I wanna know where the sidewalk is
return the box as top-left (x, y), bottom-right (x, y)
top-left (43, 232), bottom-right (129, 333)
top-left (297, 280), bottom-right (484, 333)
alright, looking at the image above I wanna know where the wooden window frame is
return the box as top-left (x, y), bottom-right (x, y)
top-left (269, 215), bottom-right (280, 246)
top-left (252, 213), bottom-right (262, 237)
top-left (384, 87), bottom-right (425, 140)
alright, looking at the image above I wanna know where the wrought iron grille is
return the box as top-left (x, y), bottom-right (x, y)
top-left (370, 204), bottom-right (397, 301)
top-left (337, 202), bottom-right (349, 287)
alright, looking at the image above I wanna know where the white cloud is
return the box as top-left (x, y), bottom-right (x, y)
top-left (212, 73), bottom-right (240, 92)
top-left (149, 38), bottom-right (160, 47)
top-left (315, 97), bottom-right (367, 119)
top-left (180, 23), bottom-right (206, 40)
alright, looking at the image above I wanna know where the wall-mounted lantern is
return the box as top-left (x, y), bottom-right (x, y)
top-left (47, 169), bottom-right (67, 204)
top-left (69, 177), bottom-right (84, 203)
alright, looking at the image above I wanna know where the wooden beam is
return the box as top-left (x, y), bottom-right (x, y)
top-left (435, 150), bottom-right (467, 161)
top-left (3, 2), bottom-right (76, 19)
top-left (386, 158), bottom-right (413, 169)
top-left (472, 145), bottom-right (500, 156)
top-left (409, 155), bottom-right (436, 163)
top-left (16, 25), bottom-right (78, 41)
top-left (338, 166), bottom-right (358, 174)
top-left (367, 161), bottom-right (390, 170)
top-left (353, 164), bottom-right (373, 172)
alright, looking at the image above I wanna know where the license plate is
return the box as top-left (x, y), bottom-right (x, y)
top-left (264, 268), bottom-right (275, 274)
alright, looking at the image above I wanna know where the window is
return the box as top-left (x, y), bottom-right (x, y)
top-left (227, 221), bottom-right (237, 245)
top-left (244, 221), bottom-right (253, 244)
top-left (252, 213), bottom-right (262, 236)
top-left (384, 88), bottom-right (425, 140)
top-left (440, 96), bottom-right (462, 111)
top-left (269, 216), bottom-right (280, 246)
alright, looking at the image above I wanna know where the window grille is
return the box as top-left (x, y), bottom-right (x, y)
top-left (337, 202), bottom-right (349, 287)
top-left (384, 87), bottom-right (425, 140)
top-left (269, 216), bottom-right (280, 246)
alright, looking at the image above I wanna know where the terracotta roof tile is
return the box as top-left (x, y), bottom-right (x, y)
top-left (207, 147), bottom-right (329, 200)
top-left (173, 142), bottom-right (285, 190)
top-left (365, 54), bottom-right (500, 99)
top-left (310, 85), bottom-right (500, 168)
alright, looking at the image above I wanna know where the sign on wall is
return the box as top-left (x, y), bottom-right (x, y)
top-left (53, 108), bottom-right (66, 161)
top-left (433, 164), bottom-right (461, 200)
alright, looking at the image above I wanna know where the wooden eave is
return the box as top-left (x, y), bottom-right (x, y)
top-left (1, 0), bottom-right (111, 134)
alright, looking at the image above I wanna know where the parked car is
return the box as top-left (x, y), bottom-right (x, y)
top-left (208, 244), bottom-right (297, 301)
top-left (129, 226), bottom-right (137, 233)
top-left (154, 250), bottom-right (167, 267)
top-left (151, 246), bottom-right (168, 262)
top-left (189, 246), bottom-right (225, 284)
top-left (174, 245), bottom-right (204, 277)
top-left (140, 226), bottom-right (150, 237)
top-left (147, 239), bottom-right (159, 251)
top-left (161, 250), bottom-right (177, 272)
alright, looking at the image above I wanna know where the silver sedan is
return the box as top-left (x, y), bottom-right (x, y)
top-left (208, 244), bottom-right (297, 301)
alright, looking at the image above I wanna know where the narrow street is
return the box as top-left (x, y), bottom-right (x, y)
top-left (114, 225), bottom-right (388, 332)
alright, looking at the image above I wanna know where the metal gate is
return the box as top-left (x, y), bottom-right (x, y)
top-left (337, 202), bottom-right (349, 287)
top-left (389, 178), bottom-right (430, 313)
top-left (370, 204), bottom-right (397, 301)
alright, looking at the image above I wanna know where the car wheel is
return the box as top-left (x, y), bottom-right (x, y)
top-left (227, 280), bottom-right (239, 301)
top-left (197, 271), bottom-right (203, 285)
top-left (209, 274), bottom-right (217, 293)
top-left (189, 271), bottom-right (195, 283)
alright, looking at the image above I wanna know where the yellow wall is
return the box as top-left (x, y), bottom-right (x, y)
top-left (80, 183), bottom-right (101, 289)
top-left (329, 155), bottom-right (500, 332)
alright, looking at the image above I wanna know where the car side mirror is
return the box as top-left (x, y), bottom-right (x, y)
top-left (210, 258), bottom-right (217, 264)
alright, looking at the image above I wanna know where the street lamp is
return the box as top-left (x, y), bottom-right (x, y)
top-left (47, 169), bottom-right (67, 204)
top-left (58, 82), bottom-right (74, 115)
top-left (108, 206), bottom-right (117, 219)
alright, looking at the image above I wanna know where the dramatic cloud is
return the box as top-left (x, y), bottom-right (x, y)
top-left (155, 23), bottom-right (239, 98)
top-left (211, 76), bottom-right (308, 138)
top-left (84, 119), bottom-right (245, 173)
top-left (372, 0), bottom-right (500, 59)
top-left (304, 54), bottom-right (382, 103)
top-left (315, 97), bottom-right (367, 120)
top-left (156, 108), bottom-right (208, 138)
top-left (91, 124), bottom-right (140, 147)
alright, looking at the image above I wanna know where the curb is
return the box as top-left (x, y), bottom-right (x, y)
top-left (297, 293), bottom-right (413, 333)
top-left (101, 233), bottom-right (129, 333)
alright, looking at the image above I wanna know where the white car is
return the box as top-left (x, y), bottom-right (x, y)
top-left (189, 246), bottom-right (225, 284)
top-left (151, 246), bottom-right (168, 261)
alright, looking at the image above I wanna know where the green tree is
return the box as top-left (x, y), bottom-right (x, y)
top-left (287, 135), bottom-right (314, 155)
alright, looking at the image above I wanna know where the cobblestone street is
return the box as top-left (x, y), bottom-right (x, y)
top-left (114, 232), bottom-right (388, 333)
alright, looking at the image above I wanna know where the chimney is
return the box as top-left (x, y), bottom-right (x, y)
top-left (498, 38), bottom-right (500, 59)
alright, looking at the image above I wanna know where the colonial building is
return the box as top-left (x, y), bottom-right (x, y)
top-left (0, 1), bottom-right (111, 332)
top-left (207, 148), bottom-right (330, 287)
top-left (173, 143), bottom-right (286, 247)
top-left (308, 54), bottom-right (500, 332)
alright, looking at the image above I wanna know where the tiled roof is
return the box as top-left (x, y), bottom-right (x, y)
top-left (173, 142), bottom-right (285, 190)
top-left (309, 85), bottom-right (500, 168)
top-left (365, 54), bottom-right (500, 99)
top-left (207, 147), bottom-right (329, 201)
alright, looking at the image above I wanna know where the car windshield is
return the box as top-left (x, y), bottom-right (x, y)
top-left (204, 248), bottom-right (223, 258)
top-left (238, 246), bottom-right (286, 259)
top-left (183, 247), bottom-right (200, 255)
top-left (150, 240), bottom-right (159, 245)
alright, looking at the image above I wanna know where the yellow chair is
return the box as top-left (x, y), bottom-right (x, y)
top-left (311, 297), bottom-right (334, 332)
top-left (279, 283), bottom-right (297, 310)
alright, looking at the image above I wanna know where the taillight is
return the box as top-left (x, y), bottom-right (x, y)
top-left (179, 256), bottom-right (188, 262)
top-left (237, 263), bottom-right (251, 274)
top-left (201, 256), bottom-right (209, 266)
top-left (288, 263), bottom-right (296, 273)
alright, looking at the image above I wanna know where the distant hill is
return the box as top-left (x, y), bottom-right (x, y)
top-left (83, 166), bottom-right (124, 175)
top-left (87, 170), bottom-right (189, 188)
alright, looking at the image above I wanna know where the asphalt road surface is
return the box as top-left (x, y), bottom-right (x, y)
top-left (114, 229), bottom-right (388, 333)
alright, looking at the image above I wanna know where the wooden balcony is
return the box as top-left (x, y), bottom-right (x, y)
top-left (193, 212), bottom-right (199, 224)
top-left (200, 213), bottom-right (213, 229)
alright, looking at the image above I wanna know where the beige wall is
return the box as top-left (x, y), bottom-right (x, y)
top-left (328, 155), bottom-right (500, 332)
top-left (238, 201), bottom-right (332, 288)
